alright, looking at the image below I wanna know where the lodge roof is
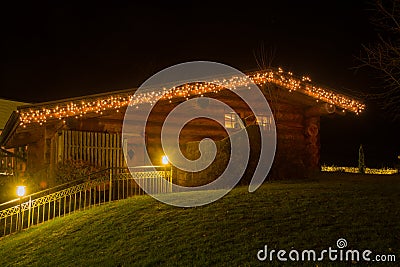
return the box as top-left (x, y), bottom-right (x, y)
top-left (0, 67), bottom-right (365, 146)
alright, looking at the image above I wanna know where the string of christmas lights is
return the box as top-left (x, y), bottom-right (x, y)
top-left (321, 165), bottom-right (398, 175)
top-left (17, 68), bottom-right (365, 127)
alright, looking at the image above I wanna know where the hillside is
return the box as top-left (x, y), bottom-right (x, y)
top-left (0, 173), bottom-right (399, 266)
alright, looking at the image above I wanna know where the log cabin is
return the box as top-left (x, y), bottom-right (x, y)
top-left (0, 68), bottom-right (365, 188)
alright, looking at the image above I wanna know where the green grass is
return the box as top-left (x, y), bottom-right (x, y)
top-left (0, 173), bottom-right (399, 266)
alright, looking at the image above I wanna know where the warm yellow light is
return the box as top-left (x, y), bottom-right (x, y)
top-left (16, 186), bottom-right (26, 197)
top-left (17, 68), bottom-right (365, 127)
top-left (161, 155), bottom-right (169, 165)
top-left (321, 165), bottom-right (398, 175)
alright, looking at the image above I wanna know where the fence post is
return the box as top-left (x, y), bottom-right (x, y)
top-left (170, 166), bottom-right (173, 192)
top-left (18, 198), bottom-right (22, 232)
top-left (109, 169), bottom-right (113, 202)
top-left (28, 196), bottom-right (32, 229)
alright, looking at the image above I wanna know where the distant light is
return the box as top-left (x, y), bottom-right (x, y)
top-left (161, 155), bottom-right (169, 165)
top-left (16, 186), bottom-right (26, 197)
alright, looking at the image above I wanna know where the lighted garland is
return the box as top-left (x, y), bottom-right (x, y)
top-left (18, 68), bottom-right (365, 127)
top-left (321, 165), bottom-right (398, 175)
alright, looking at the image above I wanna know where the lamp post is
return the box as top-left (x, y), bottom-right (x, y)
top-left (16, 186), bottom-right (26, 232)
top-left (161, 155), bottom-right (170, 192)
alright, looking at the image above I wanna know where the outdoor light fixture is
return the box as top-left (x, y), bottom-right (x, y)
top-left (161, 155), bottom-right (169, 165)
top-left (16, 185), bottom-right (26, 197)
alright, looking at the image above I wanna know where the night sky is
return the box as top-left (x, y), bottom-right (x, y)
top-left (1, 1), bottom-right (399, 167)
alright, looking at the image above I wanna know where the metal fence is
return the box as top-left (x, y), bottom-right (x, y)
top-left (0, 167), bottom-right (172, 237)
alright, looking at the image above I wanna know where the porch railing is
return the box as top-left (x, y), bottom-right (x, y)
top-left (0, 166), bottom-right (172, 237)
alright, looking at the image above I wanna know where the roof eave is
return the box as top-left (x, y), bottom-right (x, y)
top-left (0, 111), bottom-right (20, 147)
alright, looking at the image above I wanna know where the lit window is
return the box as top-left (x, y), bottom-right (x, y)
top-left (256, 115), bottom-right (273, 131)
top-left (224, 113), bottom-right (240, 129)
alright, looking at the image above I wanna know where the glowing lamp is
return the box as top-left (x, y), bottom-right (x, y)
top-left (16, 186), bottom-right (26, 197)
top-left (161, 155), bottom-right (169, 165)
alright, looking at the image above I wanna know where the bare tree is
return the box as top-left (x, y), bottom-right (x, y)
top-left (359, 0), bottom-right (400, 120)
top-left (253, 43), bottom-right (282, 116)
top-left (253, 42), bottom-right (276, 70)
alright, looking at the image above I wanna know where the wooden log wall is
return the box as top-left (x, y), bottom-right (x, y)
top-left (125, 88), bottom-right (319, 180)
top-left (141, 90), bottom-right (317, 181)
top-left (141, 90), bottom-right (266, 167)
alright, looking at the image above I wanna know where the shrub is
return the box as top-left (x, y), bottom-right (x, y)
top-left (55, 159), bottom-right (100, 184)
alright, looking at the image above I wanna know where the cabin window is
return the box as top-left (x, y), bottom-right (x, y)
top-left (224, 113), bottom-right (241, 129)
top-left (256, 115), bottom-right (273, 131)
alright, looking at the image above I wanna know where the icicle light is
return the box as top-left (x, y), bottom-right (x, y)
top-left (18, 68), bottom-right (365, 127)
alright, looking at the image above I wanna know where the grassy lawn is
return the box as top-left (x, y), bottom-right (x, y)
top-left (0, 173), bottom-right (399, 266)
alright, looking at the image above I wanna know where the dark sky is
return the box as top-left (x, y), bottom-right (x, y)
top-left (0, 1), bottom-right (399, 167)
